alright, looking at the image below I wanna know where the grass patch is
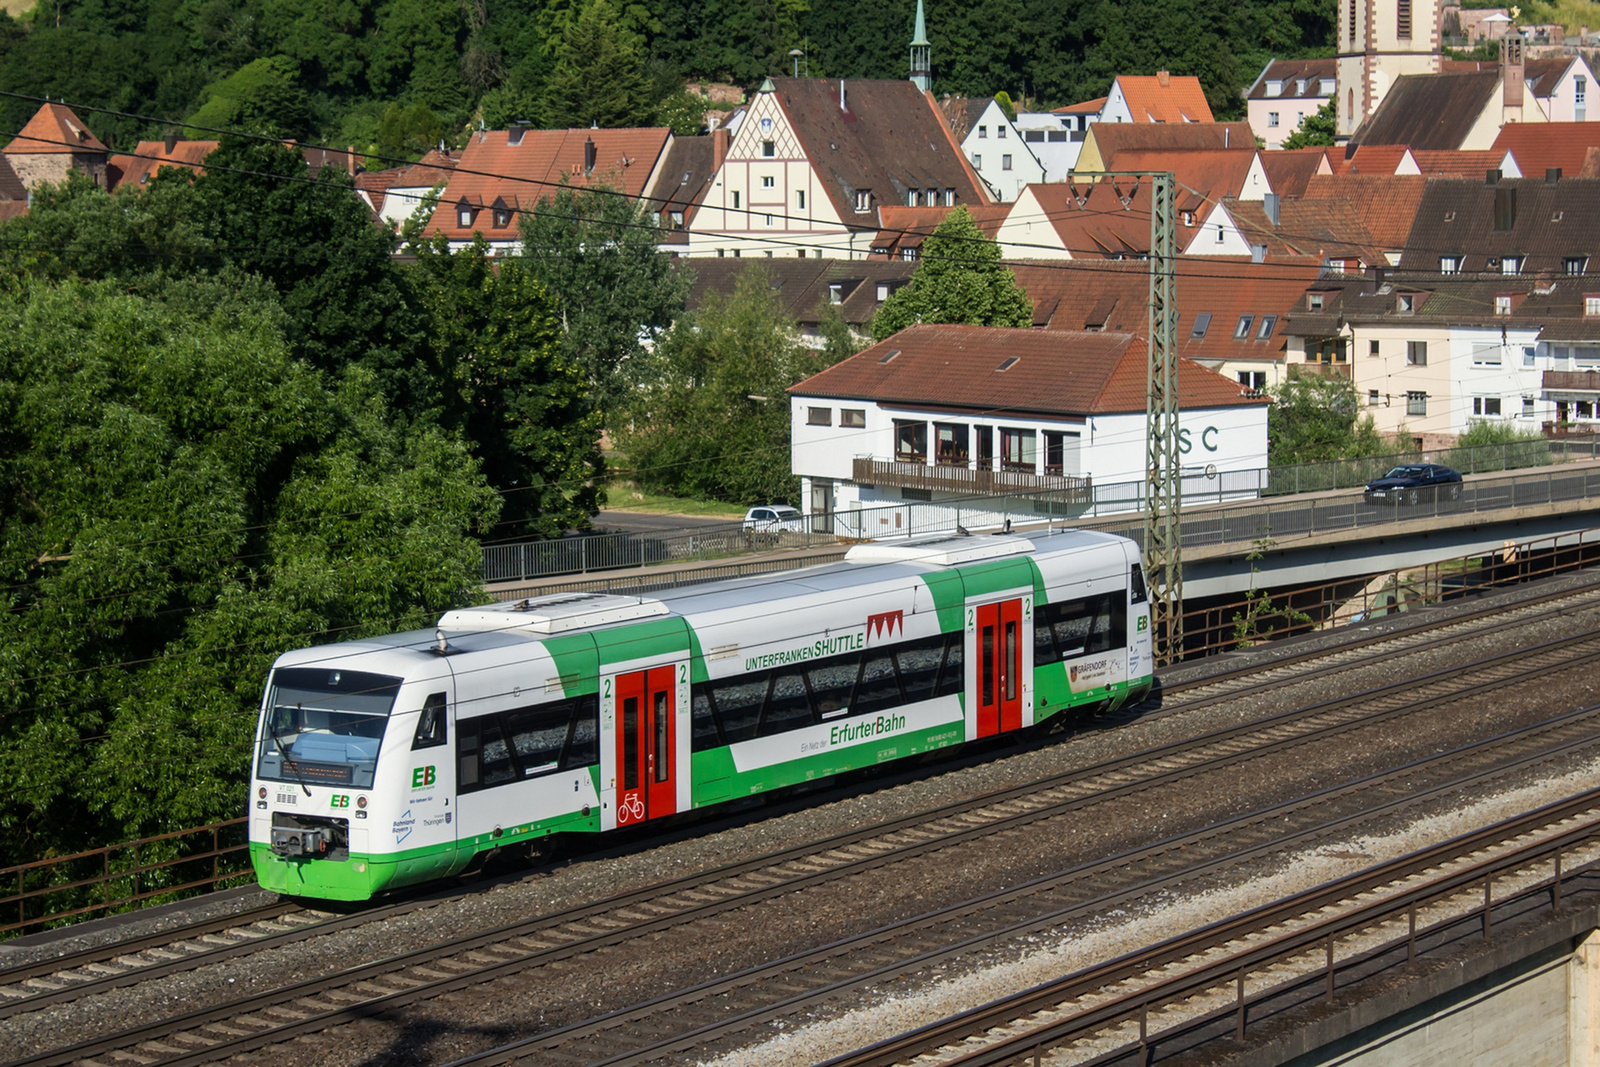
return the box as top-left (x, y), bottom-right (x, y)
top-left (601, 487), bottom-right (746, 520)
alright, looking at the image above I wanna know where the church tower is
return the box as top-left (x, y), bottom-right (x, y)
top-left (910, 0), bottom-right (931, 93)
top-left (1335, 0), bottom-right (1441, 138)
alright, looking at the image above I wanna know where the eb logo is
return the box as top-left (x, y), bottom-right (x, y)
top-left (412, 766), bottom-right (436, 789)
top-left (1137, 615), bottom-right (1149, 633)
top-left (330, 794), bottom-right (350, 808)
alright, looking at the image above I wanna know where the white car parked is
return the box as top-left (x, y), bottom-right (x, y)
top-left (741, 505), bottom-right (805, 544)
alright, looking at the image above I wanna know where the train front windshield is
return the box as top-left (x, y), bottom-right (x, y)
top-left (256, 667), bottom-right (402, 789)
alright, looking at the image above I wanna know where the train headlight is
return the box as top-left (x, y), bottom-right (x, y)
top-left (356, 795), bottom-right (367, 809)
top-left (258, 787), bottom-right (267, 799)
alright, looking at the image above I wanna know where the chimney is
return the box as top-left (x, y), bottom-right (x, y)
top-left (1263, 192), bottom-right (1280, 226)
top-left (1486, 168), bottom-right (1502, 184)
top-left (347, 146), bottom-right (357, 176)
top-left (712, 127), bottom-right (729, 172)
top-left (508, 122), bottom-right (527, 146)
top-left (1157, 69), bottom-right (1170, 86)
top-left (1224, 126), bottom-right (1230, 147)
top-left (584, 136), bottom-right (596, 176)
top-left (1547, 166), bottom-right (1562, 184)
top-left (839, 79), bottom-right (848, 112)
top-left (163, 130), bottom-right (176, 154)
top-left (1250, 243), bottom-right (1266, 263)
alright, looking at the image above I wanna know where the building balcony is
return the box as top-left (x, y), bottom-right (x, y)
top-left (1288, 361), bottom-right (1352, 381)
top-left (852, 457), bottom-right (1093, 501)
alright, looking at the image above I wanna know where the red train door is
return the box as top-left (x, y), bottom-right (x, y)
top-left (615, 665), bottom-right (677, 826)
top-left (975, 599), bottom-right (1025, 737)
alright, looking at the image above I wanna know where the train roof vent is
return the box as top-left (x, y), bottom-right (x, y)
top-left (844, 534), bottom-right (1033, 567)
top-left (437, 593), bottom-right (669, 635)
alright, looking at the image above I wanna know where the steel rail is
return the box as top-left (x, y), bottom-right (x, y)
top-left (11, 593), bottom-right (1600, 1030)
top-left (449, 708), bottom-right (1600, 1066)
top-left (22, 642), bottom-right (1600, 1067)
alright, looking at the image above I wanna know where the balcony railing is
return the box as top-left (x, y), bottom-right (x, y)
top-left (854, 457), bottom-right (1092, 500)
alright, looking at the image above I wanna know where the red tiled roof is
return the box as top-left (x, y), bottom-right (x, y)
top-left (1300, 173), bottom-right (1430, 249)
top-left (1052, 96), bottom-right (1107, 115)
top-left (1326, 144), bottom-right (1410, 176)
top-left (0, 200), bottom-right (29, 221)
top-left (107, 140), bottom-right (217, 191)
top-left (1110, 149), bottom-right (1258, 208)
top-left (1223, 197), bottom-right (1381, 263)
top-left (1086, 122), bottom-right (1255, 168)
top-left (1491, 123), bottom-right (1600, 179)
top-left (360, 149), bottom-right (457, 193)
top-left (427, 127), bottom-right (672, 241)
top-left (1259, 148), bottom-right (1330, 198)
top-left (1007, 257), bottom-right (1325, 365)
top-left (872, 204), bottom-right (1008, 255)
top-left (1114, 74), bottom-right (1215, 123)
top-left (3, 102), bottom-right (106, 155)
top-left (771, 78), bottom-right (985, 230)
top-left (1018, 178), bottom-right (1188, 257)
top-left (1407, 148), bottom-right (1511, 177)
top-left (789, 323), bottom-right (1262, 415)
top-left (1246, 58), bottom-right (1336, 100)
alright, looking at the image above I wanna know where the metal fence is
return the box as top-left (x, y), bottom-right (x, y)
top-left (484, 438), bottom-right (1600, 584)
top-left (0, 819), bottom-right (252, 936)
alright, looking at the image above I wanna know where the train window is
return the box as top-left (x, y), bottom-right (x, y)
top-left (621, 696), bottom-right (640, 790)
top-left (566, 698), bottom-right (598, 768)
top-left (1004, 621), bottom-right (1018, 700)
top-left (896, 636), bottom-right (944, 701)
top-left (1085, 595), bottom-right (1128, 654)
top-left (654, 691), bottom-right (670, 782)
top-left (479, 719), bottom-right (517, 787)
top-left (806, 658), bottom-right (858, 719)
top-left (457, 720), bottom-right (480, 789)
top-left (506, 704), bottom-right (570, 776)
top-left (854, 652), bottom-right (903, 716)
top-left (691, 686), bottom-right (723, 750)
top-left (760, 671), bottom-right (812, 736)
top-left (710, 676), bottom-right (766, 744)
top-left (412, 692), bottom-right (448, 750)
top-left (1129, 564), bottom-right (1148, 604)
top-left (935, 634), bottom-right (964, 697)
top-left (980, 626), bottom-right (995, 705)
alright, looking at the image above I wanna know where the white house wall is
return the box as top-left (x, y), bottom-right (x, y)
top-left (1184, 201), bottom-right (1256, 257)
top-left (1448, 324), bottom-right (1545, 433)
top-left (1249, 95), bottom-right (1328, 150)
top-left (688, 89), bottom-right (856, 259)
top-left (1538, 58), bottom-right (1597, 122)
top-left (962, 100), bottom-right (1045, 202)
top-left (1014, 112), bottom-right (1086, 180)
top-left (992, 186), bottom-right (1072, 259)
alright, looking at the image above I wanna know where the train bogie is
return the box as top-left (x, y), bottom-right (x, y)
top-left (249, 530), bottom-right (1154, 901)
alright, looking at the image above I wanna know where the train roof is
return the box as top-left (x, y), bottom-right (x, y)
top-left (269, 528), bottom-right (1134, 676)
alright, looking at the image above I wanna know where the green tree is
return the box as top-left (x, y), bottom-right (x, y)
top-left (518, 182), bottom-right (692, 415)
top-left (1268, 374), bottom-right (1388, 464)
top-left (187, 139), bottom-right (431, 416)
top-left (540, 0), bottom-right (654, 128)
top-left (871, 206), bottom-right (1032, 341)
top-left (185, 56), bottom-right (314, 139)
top-left (1280, 99), bottom-right (1336, 149)
top-left (408, 236), bottom-right (605, 537)
top-left (0, 275), bottom-right (497, 860)
top-left (619, 264), bottom-right (827, 504)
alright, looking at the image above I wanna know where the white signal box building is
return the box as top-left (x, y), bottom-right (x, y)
top-left (787, 324), bottom-right (1269, 530)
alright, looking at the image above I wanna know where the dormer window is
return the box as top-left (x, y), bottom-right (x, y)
top-left (1266, 80), bottom-right (1283, 96)
top-left (1295, 78), bottom-right (1307, 94)
top-left (1496, 294), bottom-right (1513, 316)
top-left (854, 189), bottom-right (871, 212)
top-left (829, 283), bottom-right (843, 304)
top-left (1396, 293), bottom-right (1414, 312)
top-left (1440, 255), bottom-right (1460, 274)
top-left (1307, 292), bottom-right (1324, 310)
top-left (943, 188), bottom-right (954, 205)
top-left (1502, 255), bottom-right (1522, 275)
top-left (457, 200), bottom-right (474, 227)
top-left (669, 210), bottom-right (685, 228)
top-left (1566, 256), bottom-right (1588, 275)
top-left (493, 208), bottom-right (511, 228)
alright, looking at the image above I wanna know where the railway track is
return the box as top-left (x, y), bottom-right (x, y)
top-left (442, 705), bottom-right (1600, 1066)
top-left (7, 571), bottom-right (1596, 1019)
top-left (15, 618), bottom-right (1600, 1066)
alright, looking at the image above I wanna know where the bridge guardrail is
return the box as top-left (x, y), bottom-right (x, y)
top-left (486, 438), bottom-right (1600, 584)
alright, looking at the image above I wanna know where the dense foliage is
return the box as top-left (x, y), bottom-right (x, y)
top-left (619, 265), bottom-right (836, 504)
top-left (1267, 374), bottom-right (1391, 465)
top-left (0, 148), bottom-right (618, 867)
top-left (871, 207), bottom-right (1032, 341)
top-left (0, 0), bottom-right (1335, 156)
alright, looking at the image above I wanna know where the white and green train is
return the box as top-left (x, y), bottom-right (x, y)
top-left (250, 530), bottom-right (1153, 900)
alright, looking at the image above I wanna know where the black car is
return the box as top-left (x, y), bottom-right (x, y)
top-left (1363, 463), bottom-right (1463, 505)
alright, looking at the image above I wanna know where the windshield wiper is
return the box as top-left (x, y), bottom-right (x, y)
top-left (268, 711), bottom-right (312, 797)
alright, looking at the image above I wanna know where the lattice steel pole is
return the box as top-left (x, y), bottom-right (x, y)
top-left (1145, 171), bottom-right (1182, 664)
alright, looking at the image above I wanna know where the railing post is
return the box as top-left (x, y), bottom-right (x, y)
top-left (1326, 935), bottom-right (1335, 1001)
